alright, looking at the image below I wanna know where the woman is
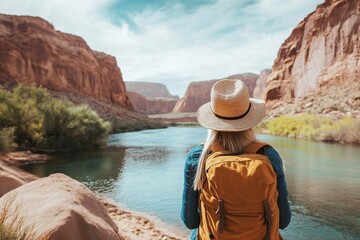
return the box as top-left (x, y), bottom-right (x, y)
top-left (181, 79), bottom-right (291, 240)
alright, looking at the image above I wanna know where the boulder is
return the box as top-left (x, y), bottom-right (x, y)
top-left (0, 173), bottom-right (123, 240)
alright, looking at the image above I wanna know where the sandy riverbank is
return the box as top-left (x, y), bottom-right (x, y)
top-left (0, 151), bottom-right (187, 240)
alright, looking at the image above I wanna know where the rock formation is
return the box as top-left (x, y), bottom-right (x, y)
top-left (125, 81), bottom-right (179, 100)
top-left (0, 173), bottom-right (123, 240)
top-left (127, 91), bottom-right (178, 115)
top-left (253, 69), bottom-right (271, 99)
top-left (227, 73), bottom-right (260, 97)
top-left (125, 81), bottom-right (179, 114)
top-left (0, 160), bottom-right (36, 197)
top-left (174, 73), bottom-right (259, 112)
top-left (0, 14), bottom-right (132, 111)
top-left (264, 0), bottom-right (360, 118)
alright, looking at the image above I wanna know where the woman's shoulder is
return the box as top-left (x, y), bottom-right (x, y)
top-left (258, 145), bottom-right (284, 176)
top-left (186, 144), bottom-right (204, 165)
top-left (188, 144), bottom-right (204, 157)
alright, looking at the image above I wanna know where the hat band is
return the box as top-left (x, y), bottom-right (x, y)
top-left (213, 103), bottom-right (251, 120)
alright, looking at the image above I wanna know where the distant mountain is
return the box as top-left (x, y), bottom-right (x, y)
top-left (125, 82), bottom-right (179, 100)
top-left (174, 73), bottom-right (259, 112)
top-left (127, 92), bottom-right (178, 115)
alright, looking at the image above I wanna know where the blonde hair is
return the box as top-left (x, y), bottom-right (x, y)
top-left (193, 129), bottom-right (256, 191)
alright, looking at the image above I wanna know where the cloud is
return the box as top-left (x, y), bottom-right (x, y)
top-left (0, 0), bottom-right (323, 96)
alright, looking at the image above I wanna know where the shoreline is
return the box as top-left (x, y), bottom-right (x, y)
top-left (0, 151), bottom-right (187, 240)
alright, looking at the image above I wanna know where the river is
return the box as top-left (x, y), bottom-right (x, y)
top-left (22, 127), bottom-right (360, 239)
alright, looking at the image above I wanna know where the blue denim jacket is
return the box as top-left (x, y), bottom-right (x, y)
top-left (181, 144), bottom-right (291, 239)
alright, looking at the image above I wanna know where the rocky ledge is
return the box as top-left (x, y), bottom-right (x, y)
top-left (0, 154), bottom-right (186, 240)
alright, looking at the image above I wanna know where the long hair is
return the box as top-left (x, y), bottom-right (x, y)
top-left (193, 129), bottom-right (256, 191)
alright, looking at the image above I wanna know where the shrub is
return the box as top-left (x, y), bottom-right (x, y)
top-left (0, 84), bottom-right (111, 151)
top-left (111, 119), bottom-right (167, 133)
top-left (321, 117), bottom-right (360, 144)
top-left (0, 127), bottom-right (18, 152)
top-left (0, 194), bottom-right (44, 240)
top-left (257, 114), bottom-right (360, 145)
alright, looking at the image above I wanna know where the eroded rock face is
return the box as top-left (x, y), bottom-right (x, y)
top-left (227, 73), bottom-right (260, 97)
top-left (125, 82), bottom-right (179, 100)
top-left (174, 73), bottom-right (259, 112)
top-left (0, 14), bottom-right (132, 110)
top-left (0, 173), bottom-right (123, 240)
top-left (127, 91), bottom-right (178, 115)
top-left (265, 0), bottom-right (360, 103)
top-left (253, 69), bottom-right (271, 99)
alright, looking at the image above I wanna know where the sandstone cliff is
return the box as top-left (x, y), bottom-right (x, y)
top-left (0, 14), bottom-right (133, 112)
top-left (127, 91), bottom-right (178, 115)
top-left (264, 0), bottom-right (360, 117)
top-left (174, 73), bottom-right (259, 112)
top-left (253, 69), bottom-right (271, 99)
top-left (125, 81), bottom-right (179, 100)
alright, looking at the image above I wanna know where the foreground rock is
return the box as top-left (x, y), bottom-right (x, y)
top-left (0, 160), bottom-right (38, 197)
top-left (1, 173), bottom-right (123, 240)
top-left (0, 156), bottom-right (187, 240)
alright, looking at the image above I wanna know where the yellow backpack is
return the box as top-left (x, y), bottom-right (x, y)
top-left (198, 142), bottom-right (282, 240)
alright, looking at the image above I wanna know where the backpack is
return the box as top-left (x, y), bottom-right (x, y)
top-left (198, 141), bottom-right (282, 240)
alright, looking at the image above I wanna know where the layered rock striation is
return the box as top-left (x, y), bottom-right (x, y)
top-left (0, 14), bottom-right (132, 110)
top-left (264, 0), bottom-right (359, 105)
top-left (125, 81), bottom-right (179, 100)
top-left (125, 81), bottom-right (179, 114)
top-left (127, 91), bottom-right (178, 115)
top-left (253, 69), bottom-right (271, 99)
top-left (174, 73), bottom-right (259, 112)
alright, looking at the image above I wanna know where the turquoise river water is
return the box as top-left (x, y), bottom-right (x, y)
top-left (22, 127), bottom-right (360, 239)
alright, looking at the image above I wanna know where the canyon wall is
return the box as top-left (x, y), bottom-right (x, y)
top-left (174, 73), bottom-right (259, 112)
top-left (253, 69), bottom-right (271, 99)
top-left (125, 82), bottom-right (179, 100)
top-left (125, 81), bottom-right (178, 114)
top-left (127, 91), bottom-right (178, 115)
top-left (265, 0), bottom-right (359, 102)
top-left (0, 14), bottom-right (132, 110)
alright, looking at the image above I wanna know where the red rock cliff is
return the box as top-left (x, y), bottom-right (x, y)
top-left (265, 0), bottom-right (360, 102)
top-left (127, 91), bottom-right (178, 115)
top-left (174, 73), bottom-right (259, 112)
top-left (125, 82), bottom-right (179, 100)
top-left (253, 69), bottom-right (271, 99)
top-left (0, 14), bottom-right (132, 109)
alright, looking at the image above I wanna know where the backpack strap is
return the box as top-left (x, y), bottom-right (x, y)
top-left (243, 141), bottom-right (270, 154)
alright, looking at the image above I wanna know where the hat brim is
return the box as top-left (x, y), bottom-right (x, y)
top-left (196, 98), bottom-right (266, 132)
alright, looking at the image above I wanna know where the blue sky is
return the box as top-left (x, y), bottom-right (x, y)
top-left (0, 0), bottom-right (324, 96)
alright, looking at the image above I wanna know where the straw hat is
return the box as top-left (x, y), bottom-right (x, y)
top-left (196, 79), bottom-right (266, 132)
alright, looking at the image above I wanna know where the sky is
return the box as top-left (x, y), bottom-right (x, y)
top-left (0, 0), bottom-right (324, 97)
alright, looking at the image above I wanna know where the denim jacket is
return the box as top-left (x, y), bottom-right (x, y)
top-left (181, 144), bottom-right (291, 239)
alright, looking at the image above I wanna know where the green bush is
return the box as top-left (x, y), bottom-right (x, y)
top-left (0, 127), bottom-right (18, 152)
top-left (257, 114), bottom-right (360, 144)
top-left (111, 119), bottom-right (167, 133)
top-left (0, 84), bottom-right (111, 151)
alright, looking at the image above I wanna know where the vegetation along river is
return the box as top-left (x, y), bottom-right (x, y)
top-left (22, 127), bottom-right (360, 239)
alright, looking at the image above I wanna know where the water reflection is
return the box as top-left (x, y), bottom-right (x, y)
top-left (123, 146), bottom-right (169, 164)
top-left (259, 134), bottom-right (360, 238)
top-left (21, 147), bottom-right (126, 194)
top-left (21, 128), bottom-right (360, 239)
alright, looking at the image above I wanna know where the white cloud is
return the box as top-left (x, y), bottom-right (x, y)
top-left (0, 0), bottom-right (324, 96)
